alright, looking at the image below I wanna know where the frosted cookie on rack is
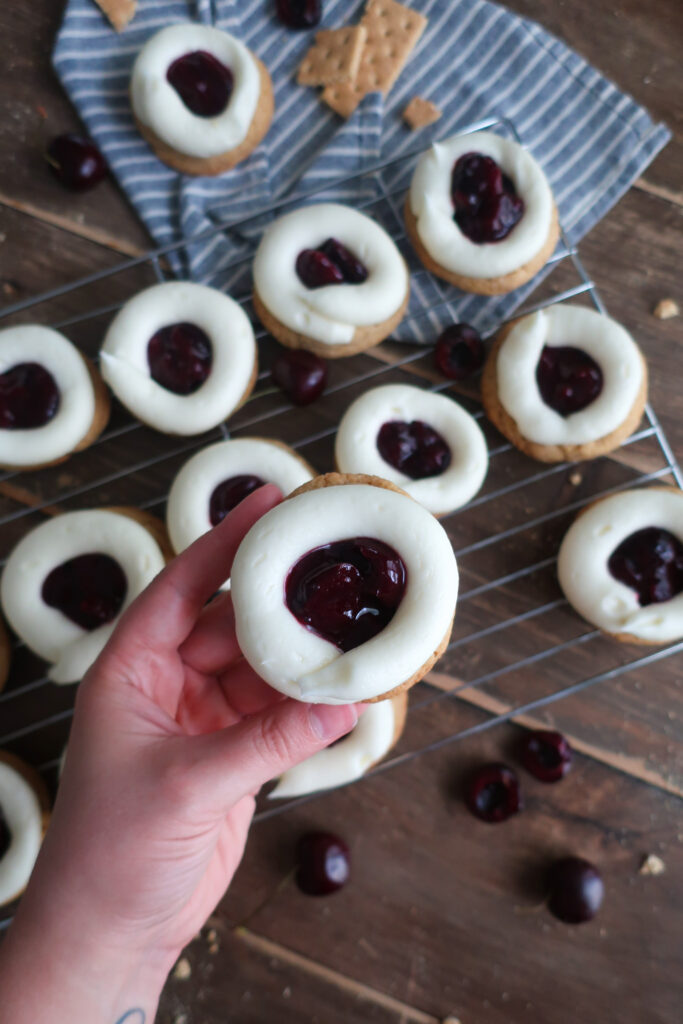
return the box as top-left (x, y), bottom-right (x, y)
top-left (558, 487), bottom-right (683, 644)
top-left (406, 131), bottom-right (559, 295)
top-left (252, 203), bottom-right (410, 358)
top-left (481, 304), bottom-right (647, 463)
top-left (0, 751), bottom-right (50, 907)
top-left (130, 23), bottom-right (274, 175)
top-left (167, 437), bottom-right (315, 564)
top-left (0, 325), bottom-right (110, 471)
top-left (231, 473), bottom-right (458, 704)
top-left (1, 508), bottom-right (169, 684)
top-left (269, 693), bottom-right (408, 798)
top-left (335, 384), bottom-right (488, 516)
top-left (100, 282), bottom-right (257, 436)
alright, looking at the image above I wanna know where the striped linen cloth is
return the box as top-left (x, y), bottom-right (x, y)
top-left (53, 0), bottom-right (669, 340)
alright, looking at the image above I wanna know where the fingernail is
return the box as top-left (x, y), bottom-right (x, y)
top-left (309, 703), bottom-right (358, 741)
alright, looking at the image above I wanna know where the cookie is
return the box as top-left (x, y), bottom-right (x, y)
top-left (402, 96), bottom-right (442, 130)
top-left (481, 304), bottom-right (648, 463)
top-left (131, 24), bottom-right (274, 176)
top-left (0, 750), bottom-right (51, 907)
top-left (252, 203), bottom-right (410, 358)
top-left (230, 472), bottom-right (458, 704)
top-left (406, 130), bottom-right (559, 295)
top-left (297, 26), bottom-right (367, 86)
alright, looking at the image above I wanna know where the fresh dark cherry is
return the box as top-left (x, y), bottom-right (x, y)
top-left (147, 323), bottom-right (212, 395)
top-left (276, 0), bottom-right (322, 30)
top-left (434, 323), bottom-right (485, 380)
top-left (296, 238), bottom-right (368, 289)
top-left (377, 420), bottom-right (451, 480)
top-left (285, 537), bottom-right (407, 653)
top-left (547, 857), bottom-right (604, 924)
top-left (209, 474), bottom-right (265, 526)
top-left (0, 363), bottom-right (60, 430)
top-left (0, 807), bottom-right (11, 860)
top-left (465, 763), bottom-right (522, 823)
top-left (536, 345), bottom-right (603, 417)
top-left (272, 348), bottom-right (327, 406)
top-left (42, 553), bottom-right (127, 631)
top-left (607, 527), bottom-right (683, 607)
top-left (166, 51), bottom-right (234, 117)
top-left (451, 152), bottom-right (524, 243)
top-left (520, 730), bottom-right (573, 783)
top-left (46, 134), bottom-right (107, 192)
top-left (296, 831), bottom-right (350, 896)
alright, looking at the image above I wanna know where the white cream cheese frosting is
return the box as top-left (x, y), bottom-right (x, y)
top-left (130, 23), bottom-right (261, 159)
top-left (558, 488), bottom-right (683, 643)
top-left (0, 509), bottom-right (166, 684)
top-left (496, 305), bottom-right (645, 446)
top-left (335, 384), bottom-right (488, 515)
top-left (409, 131), bottom-right (554, 279)
top-left (0, 325), bottom-right (97, 468)
top-left (253, 203), bottom-right (409, 346)
top-left (230, 482), bottom-right (458, 703)
top-left (100, 282), bottom-right (256, 436)
top-left (0, 760), bottom-right (44, 906)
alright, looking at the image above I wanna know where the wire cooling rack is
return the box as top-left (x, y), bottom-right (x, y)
top-left (0, 114), bottom-right (681, 855)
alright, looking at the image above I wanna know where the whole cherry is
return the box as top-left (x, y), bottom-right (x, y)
top-left (296, 831), bottom-right (350, 895)
top-left (276, 0), bottom-right (322, 29)
top-left (434, 324), bottom-right (485, 380)
top-left (547, 857), bottom-right (604, 924)
top-left (465, 763), bottom-right (522, 823)
top-left (272, 348), bottom-right (328, 405)
top-left (46, 134), bottom-right (107, 192)
top-left (520, 730), bottom-right (573, 783)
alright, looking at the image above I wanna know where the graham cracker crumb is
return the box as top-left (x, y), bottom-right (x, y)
top-left (569, 471), bottom-right (583, 486)
top-left (93, 0), bottom-right (137, 31)
top-left (653, 298), bottom-right (679, 320)
top-left (297, 26), bottom-right (367, 86)
top-left (403, 96), bottom-right (442, 129)
top-left (172, 957), bottom-right (192, 980)
top-left (639, 853), bottom-right (666, 876)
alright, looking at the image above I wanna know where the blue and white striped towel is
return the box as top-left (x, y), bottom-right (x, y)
top-left (53, 0), bottom-right (669, 340)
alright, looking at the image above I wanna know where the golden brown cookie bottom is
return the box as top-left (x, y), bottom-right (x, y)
top-left (0, 749), bottom-right (51, 906)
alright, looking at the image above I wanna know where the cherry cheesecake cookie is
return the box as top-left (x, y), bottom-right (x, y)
top-left (0, 751), bottom-right (50, 907)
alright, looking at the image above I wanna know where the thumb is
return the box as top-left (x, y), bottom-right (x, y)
top-left (186, 699), bottom-right (359, 809)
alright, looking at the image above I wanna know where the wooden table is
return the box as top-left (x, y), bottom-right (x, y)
top-left (1, 3), bottom-right (681, 1022)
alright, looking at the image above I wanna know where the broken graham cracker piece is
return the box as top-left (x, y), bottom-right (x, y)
top-left (323, 0), bottom-right (428, 118)
top-left (94, 0), bottom-right (136, 32)
top-left (297, 25), bottom-right (368, 87)
top-left (403, 96), bottom-right (442, 129)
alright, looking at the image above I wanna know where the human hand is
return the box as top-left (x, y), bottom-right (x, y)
top-left (0, 486), bottom-right (359, 1024)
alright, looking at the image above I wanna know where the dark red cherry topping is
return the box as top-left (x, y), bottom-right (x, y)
top-left (465, 763), bottom-right (522, 823)
top-left (42, 553), bottom-right (127, 631)
top-left (147, 322), bottom-right (212, 395)
top-left (209, 474), bottom-right (265, 526)
top-left (296, 238), bottom-right (369, 289)
top-left (536, 345), bottom-right (603, 417)
top-left (608, 527), bottom-right (683, 606)
top-left (296, 832), bottom-right (350, 896)
top-left (272, 348), bottom-right (327, 406)
top-left (0, 807), bottom-right (11, 860)
top-left (377, 420), bottom-right (451, 480)
top-left (166, 51), bottom-right (234, 118)
top-left (285, 537), bottom-right (407, 652)
top-left (276, 0), bottom-right (322, 30)
top-left (547, 857), bottom-right (604, 924)
top-left (520, 730), bottom-right (573, 783)
top-left (46, 134), bottom-right (107, 192)
top-left (0, 363), bottom-right (60, 430)
top-left (451, 152), bottom-right (524, 243)
top-left (434, 323), bottom-right (485, 380)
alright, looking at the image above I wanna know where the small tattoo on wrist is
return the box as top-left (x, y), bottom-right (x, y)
top-left (115, 1011), bottom-right (145, 1024)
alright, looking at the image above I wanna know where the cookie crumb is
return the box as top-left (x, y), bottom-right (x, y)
top-left (403, 96), bottom-right (442, 130)
top-left (653, 298), bottom-right (679, 320)
top-left (206, 928), bottom-right (218, 943)
top-left (172, 1014), bottom-right (188, 1024)
top-left (94, 0), bottom-right (136, 31)
top-left (569, 471), bottom-right (583, 486)
top-left (441, 1017), bottom-right (463, 1024)
top-left (297, 26), bottom-right (367, 87)
top-left (173, 957), bottom-right (192, 980)
top-left (639, 853), bottom-right (666, 876)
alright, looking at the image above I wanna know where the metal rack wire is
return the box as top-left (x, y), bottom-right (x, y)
top-left (0, 115), bottom-right (681, 848)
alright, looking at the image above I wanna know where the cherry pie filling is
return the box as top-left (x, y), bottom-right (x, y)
top-left (607, 527), bottom-right (683, 607)
top-left (166, 50), bottom-right (234, 118)
top-left (147, 323), bottom-right (213, 395)
top-left (451, 152), bottom-right (525, 244)
top-left (42, 553), bottom-right (128, 631)
top-left (0, 363), bottom-right (60, 430)
top-left (377, 420), bottom-right (451, 480)
top-left (296, 238), bottom-right (369, 290)
top-left (535, 345), bottom-right (603, 417)
top-left (209, 474), bottom-right (265, 526)
top-left (285, 537), bottom-right (407, 652)
top-left (0, 807), bottom-right (11, 860)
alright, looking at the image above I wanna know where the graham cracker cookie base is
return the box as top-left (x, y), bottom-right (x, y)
top-left (0, 749), bottom-right (51, 905)
top-left (404, 198), bottom-right (561, 296)
top-left (481, 319), bottom-right (649, 463)
top-left (284, 472), bottom-right (455, 701)
top-left (94, 0), bottom-right (136, 32)
top-left (133, 58), bottom-right (274, 176)
top-left (253, 279), bottom-right (410, 359)
top-left (403, 96), bottom-right (442, 130)
top-left (297, 25), bottom-right (367, 86)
